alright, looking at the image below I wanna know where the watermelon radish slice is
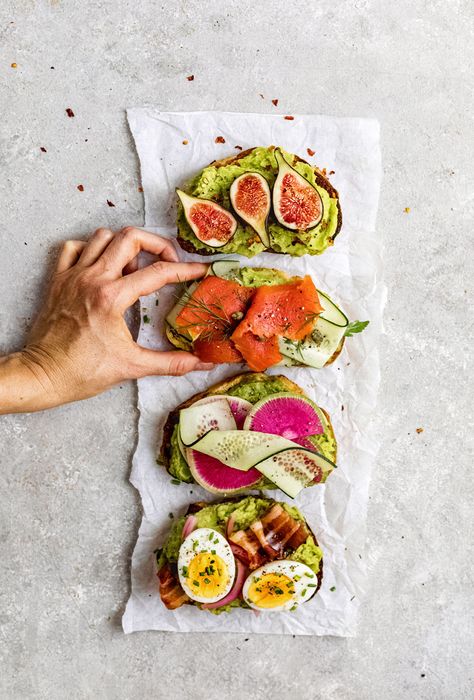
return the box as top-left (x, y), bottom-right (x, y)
top-left (193, 394), bottom-right (253, 429)
top-left (243, 392), bottom-right (326, 440)
top-left (179, 399), bottom-right (236, 446)
top-left (292, 435), bottom-right (320, 452)
top-left (186, 449), bottom-right (261, 494)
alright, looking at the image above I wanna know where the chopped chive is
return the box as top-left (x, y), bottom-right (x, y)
top-left (211, 550), bottom-right (216, 555)
top-left (168, 512), bottom-right (174, 519)
top-left (204, 578), bottom-right (211, 584)
top-left (301, 589), bottom-right (307, 596)
top-left (171, 479), bottom-right (181, 485)
top-left (330, 586), bottom-right (336, 592)
top-left (182, 566), bottom-right (188, 576)
top-left (304, 572), bottom-right (314, 578)
top-left (192, 580), bottom-right (199, 587)
top-left (143, 314), bottom-right (150, 324)
top-left (307, 583), bottom-right (317, 588)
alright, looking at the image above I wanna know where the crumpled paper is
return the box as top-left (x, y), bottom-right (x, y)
top-left (122, 110), bottom-right (383, 636)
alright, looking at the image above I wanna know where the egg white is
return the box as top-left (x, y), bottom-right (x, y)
top-left (178, 528), bottom-right (236, 604)
top-left (243, 560), bottom-right (318, 612)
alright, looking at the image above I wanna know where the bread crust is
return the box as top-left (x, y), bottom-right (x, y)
top-left (177, 145), bottom-right (342, 255)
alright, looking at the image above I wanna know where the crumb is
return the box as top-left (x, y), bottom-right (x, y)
top-left (215, 136), bottom-right (225, 144)
top-left (421, 674), bottom-right (425, 678)
top-left (106, 199), bottom-right (115, 207)
top-left (416, 427), bottom-right (424, 434)
top-left (138, 186), bottom-right (143, 192)
top-left (284, 115), bottom-right (294, 120)
top-left (321, 167), bottom-right (327, 176)
top-left (66, 107), bottom-right (75, 117)
top-left (271, 99), bottom-right (279, 106)
top-left (329, 170), bottom-right (335, 175)
top-left (182, 139), bottom-right (189, 145)
top-left (77, 184), bottom-right (84, 192)
top-left (341, 405), bottom-right (344, 411)
top-left (235, 145), bottom-right (243, 150)
top-left (11, 62), bottom-right (17, 69)
top-left (259, 93), bottom-right (264, 99)
top-left (307, 148), bottom-right (315, 157)
top-left (404, 207), bottom-right (410, 213)
top-left (40, 146), bottom-right (47, 153)
top-left (186, 74), bottom-right (194, 81)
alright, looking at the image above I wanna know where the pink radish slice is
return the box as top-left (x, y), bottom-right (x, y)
top-left (187, 449), bottom-right (261, 494)
top-left (244, 393), bottom-right (325, 439)
top-left (193, 395), bottom-right (253, 429)
top-left (201, 560), bottom-right (247, 610)
top-left (181, 515), bottom-right (197, 540)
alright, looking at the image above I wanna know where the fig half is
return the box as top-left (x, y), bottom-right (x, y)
top-left (229, 172), bottom-right (271, 247)
top-left (177, 189), bottom-right (237, 248)
top-left (272, 149), bottom-right (323, 231)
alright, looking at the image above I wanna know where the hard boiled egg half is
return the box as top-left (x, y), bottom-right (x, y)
top-left (243, 560), bottom-right (318, 611)
top-left (178, 528), bottom-right (236, 604)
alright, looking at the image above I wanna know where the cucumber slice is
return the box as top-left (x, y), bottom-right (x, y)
top-left (179, 400), bottom-right (237, 447)
top-left (191, 430), bottom-right (300, 471)
top-left (317, 290), bottom-right (348, 327)
top-left (209, 260), bottom-right (241, 279)
top-left (255, 449), bottom-right (336, 498)
top-left (165, 281), bottom-right (200, 335)
top-left (279, 317), bottom-right (346, 369)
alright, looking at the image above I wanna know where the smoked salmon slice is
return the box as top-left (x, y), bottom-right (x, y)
top-left (234, 276), bottom-right (322, 342)
top-left (230, 329), bottom-right (282, 372)
top-left (193, 336), bottom-right (244, 364)
top-left (175, 277), bottom-right (254, 341)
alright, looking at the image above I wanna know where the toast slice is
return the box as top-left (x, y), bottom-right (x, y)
top-left (177, 146), bottom-right (342, 257)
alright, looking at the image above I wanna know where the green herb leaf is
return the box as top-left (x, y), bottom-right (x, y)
top-left (344, 320), bottom-right (369, 337)
top-left (143, 314), bottom-right (150, 324)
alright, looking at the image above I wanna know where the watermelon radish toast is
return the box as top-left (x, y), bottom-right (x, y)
top-left (159, 372), bottom-right (337, 499)
top-left (165, 260), bottom-right (368, 372)
top-left (176, 146), bottom-right (342, 258)
top-left (156, 495), bottom-right (323, 613)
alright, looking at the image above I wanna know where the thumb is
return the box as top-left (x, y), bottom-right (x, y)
top-left (135, 348), bottom-right (215, 377)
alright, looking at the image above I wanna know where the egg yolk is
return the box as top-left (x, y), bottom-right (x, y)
top-left (186, 552), bottom-right (229, 599)
top-left (247, 572), bottom-right (295, 609)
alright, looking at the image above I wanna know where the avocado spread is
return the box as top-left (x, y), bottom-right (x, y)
top-left (177, 146), bottom-right (339, 257)
top-left (157, 496), bottom-right (323, 613)
top-left (167, 373), bottom-right (337, 482)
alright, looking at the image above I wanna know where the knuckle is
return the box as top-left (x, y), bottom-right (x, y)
top-left (151, 260), bottom-right (167, 275)
top-left (94, 282), bottom-right (116, 307)
top-left (121, 226), bottom-right (137, 238)
top-left (94, 227), bottom-right (113, 239)
top-left (169, 357), bottom-right (190, 376)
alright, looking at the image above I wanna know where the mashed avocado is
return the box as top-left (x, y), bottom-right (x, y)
top-left (167, 373), bottom-right (337, 482)
top-left (177, 146), bottom-right (339, 258)
top-left (156, 496), bottom-right (323, 613)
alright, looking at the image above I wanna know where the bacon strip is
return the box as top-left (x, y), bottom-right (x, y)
top-left (249, 519), bottom-right (279, 559)
top-left (229, 529), bottom-right (266, 570)
top-left (158, 564), bottom-right (189, 610)
top-left (261, 504), bottom-right (303, 552)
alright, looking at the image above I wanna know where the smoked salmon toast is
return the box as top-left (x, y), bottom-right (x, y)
top-left (165, 261), bottom-right (368, 371)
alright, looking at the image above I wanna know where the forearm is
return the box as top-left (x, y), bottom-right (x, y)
top-left (0, 352), bottom-right (61, 414)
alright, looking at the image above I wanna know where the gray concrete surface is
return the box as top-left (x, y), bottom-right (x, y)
top-left (0, 1), bottom-right (472, 698)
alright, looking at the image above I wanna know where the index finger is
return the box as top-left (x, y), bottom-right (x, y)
top-left (97, 227), bottom-right (179, 276)
top-left (115, 260), bottom-right (208, 308)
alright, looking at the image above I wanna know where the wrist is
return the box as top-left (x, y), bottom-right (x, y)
top-left (0, 349), bottom-right (63, 414)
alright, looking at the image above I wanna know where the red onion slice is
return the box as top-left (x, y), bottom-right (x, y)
top-left (181, 514), bottom-right (197, 540)
top-left (202, 559), bottom-right (247, 610)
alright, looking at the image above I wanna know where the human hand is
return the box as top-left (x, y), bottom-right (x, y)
top-left (0, 227), bottom-right (211, 413)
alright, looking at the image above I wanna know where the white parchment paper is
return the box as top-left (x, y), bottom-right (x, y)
top-left (122, 110), bottom-right (384, 636)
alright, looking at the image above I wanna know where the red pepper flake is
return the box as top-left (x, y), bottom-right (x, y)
top-left (186, 74), bottom-right (194, 81)
top-left (77, 184), bottom-right (84, 192)
top-left (138, 186), bottom-right (144, 193)
top-left (234, 145), bottom-right (243, 151)
top-left (329, 170), bottom-right (335, 175)
top-left (215, 136), bottom-right (225, 144)
top-left (306, 148), bottom-right (315, 157)
top-left (284, 115), bottom-right (294, 120)
top-left (271, 99), bottom-right (279, 107)
top-left (66, 107), bottom-right (75, 118)
top-left (107, 200), bottom-right (115, 207)
top-left (40, 146), bottom-right (47, 153)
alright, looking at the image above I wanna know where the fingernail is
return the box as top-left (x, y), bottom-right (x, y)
top-left (195, 362), bottom-right (215, 371)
